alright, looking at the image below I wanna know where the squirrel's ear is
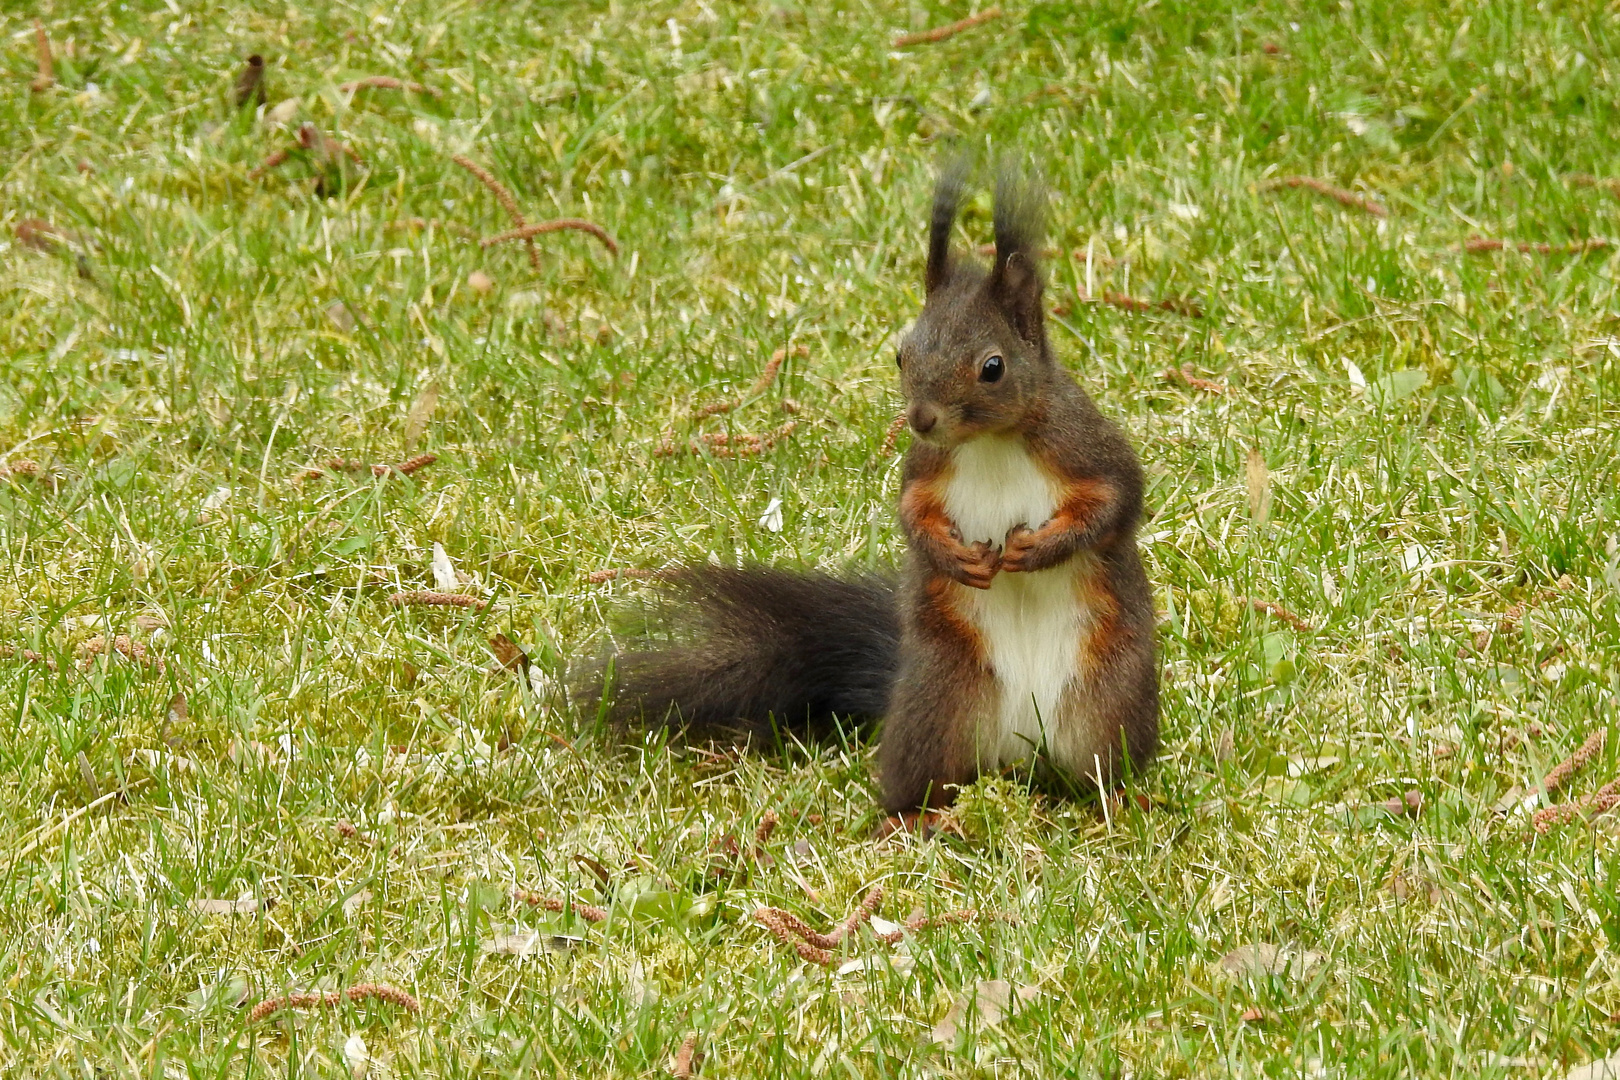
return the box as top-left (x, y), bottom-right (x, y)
top-left (926, 162), bottom-right (968, 296)
top-left (987, 251), bottom-right (1044, 347)
top-left (987, 168), bottom-right (1046, 346)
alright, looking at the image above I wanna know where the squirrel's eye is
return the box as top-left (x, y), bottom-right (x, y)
top-left (979, 355), bottom-right (1005, 383)
top-left (895, 351), bottom-right (903, 370)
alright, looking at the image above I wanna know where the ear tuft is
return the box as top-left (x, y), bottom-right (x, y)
top-left (986, 167), bottom-right (1047, 346)
top-left (925, 157), bottom-right (970, 296)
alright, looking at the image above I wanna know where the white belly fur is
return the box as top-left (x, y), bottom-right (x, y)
top-left (941, 435), bottom-right (1093, 769)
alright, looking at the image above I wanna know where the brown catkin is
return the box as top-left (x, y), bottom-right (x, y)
top-left (247, 983), bottom-right (420, 1024)
top-left (388, 591), bottom-right (486, 609)
top-left (453, 154), bottom-right (541, 271)
top-left (1265, 175), bottom-right (1388, 217)
top-left (482, 219), bottom-right (620, 257)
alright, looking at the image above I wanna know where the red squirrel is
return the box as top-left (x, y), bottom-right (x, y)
top-left (587, 166), bottom-right (1158, 824)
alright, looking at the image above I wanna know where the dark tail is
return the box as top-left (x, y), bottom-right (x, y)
top-left (580, 566), bottom-right (900, 741)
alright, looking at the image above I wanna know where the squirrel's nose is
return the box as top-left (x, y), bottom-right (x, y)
top-left (908, 403), bottom-right (940, 435)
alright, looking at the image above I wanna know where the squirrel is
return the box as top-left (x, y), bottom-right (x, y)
top-left (585, 165), bottom-right (1158, 827)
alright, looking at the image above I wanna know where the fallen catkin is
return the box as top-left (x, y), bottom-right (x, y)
top-left (1265, 175), bottom-right (1388, 217)
top-left (482, 219), bottom-right (619, 257)
top-left (388, 591), bottom-right (486, 609)
top-left (247, 983), bottom-right (420, 1024)
top-left (893, 6), bottom-right (1002, 47)
top-left (512, 889), bottom-right (608, 923)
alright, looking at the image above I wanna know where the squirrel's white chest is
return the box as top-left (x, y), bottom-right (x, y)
top-left (941, 437), bottom-right (1093, 768)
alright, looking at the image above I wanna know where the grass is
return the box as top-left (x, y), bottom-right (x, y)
top-left (3, 0), bottom-right (1620, 1074)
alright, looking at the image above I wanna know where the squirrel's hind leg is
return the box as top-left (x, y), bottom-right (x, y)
top-left (878, 586), bottom-right (995, 814)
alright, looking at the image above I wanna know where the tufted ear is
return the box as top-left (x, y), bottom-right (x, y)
top-left (985, 169), bottom-right (1046, 346)
top-left (986, 248), bottom-right (1044, 347)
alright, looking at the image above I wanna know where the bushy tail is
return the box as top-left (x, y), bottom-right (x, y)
top-left (580, 566), bottom-right (900, 741)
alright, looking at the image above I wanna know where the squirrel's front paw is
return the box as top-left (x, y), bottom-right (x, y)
top-left (999, 524), bottom-right (1047, 572)
top-left (947, 540), bottom-right (1000, 589)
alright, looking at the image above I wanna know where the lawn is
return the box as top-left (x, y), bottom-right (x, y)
top-left (4, 0), bottom-right (1620, 1075)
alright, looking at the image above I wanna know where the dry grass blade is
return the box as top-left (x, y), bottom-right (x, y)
top-left (1099, 291), bottom-right (1203, 317)
top-left (893, 6), bottom-right (1002, 47)
top-left (388, 591), bottom-right (486, 609)
top-left (31, 20), bottom-right (53, 93)
top-left (247, 983), bottom-right (420, 1024)
top-left (339, 75), bottom-right (442, 97)
top-left (1264, 175), bottom-right (1388, 217)
top-left (453, 154), bottom-right (541, 271)
top-left (482, 219), bottom-right (620, 257)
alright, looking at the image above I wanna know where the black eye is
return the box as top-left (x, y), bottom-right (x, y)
top-left (895, 351), bottom-right (903, 370)
top-left (979, 355), bottom-right (1004, 383)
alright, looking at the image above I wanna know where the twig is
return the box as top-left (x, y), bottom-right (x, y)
top-left (1263, 176), bottom-right (1388, 217)
top-left (1163, 365), bottom-right (1228, 394)
top-left (1464, 237), bottom-right (1610, 255)
top-left (671, 1034), bottom-right (700, 1078)
top-left (453, 154), bottom-right (541, 272)
top-left (1239, 596), bottom-right (1313, 633)
top-left (247, 983), bottom-right (420, 1024)
top-left (482, 219), bottom-right (620, 258)
top-left (583, 567), bottom-right (658, 584)
top-left (879, 412), bottom-right (908, 457)
top-left (77, 635), bottom-right (166, 674)
top-left (893, 6), bottom-right (1002, 47)
top-left (512, 889), bottom-right (608, 923)
top-left (388, 591), bottom-right (486, 609)
top-left (340, 75), bottom-right (442, 98)
top-left (31, 19), bottom-right (53, 93)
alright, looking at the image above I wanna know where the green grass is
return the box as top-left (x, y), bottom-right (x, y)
top-left (4, 0), bottom-right (1620, 1074)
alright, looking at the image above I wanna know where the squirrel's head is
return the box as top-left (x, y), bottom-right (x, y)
top-left (897, 167), bottom-right (1053, 449)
